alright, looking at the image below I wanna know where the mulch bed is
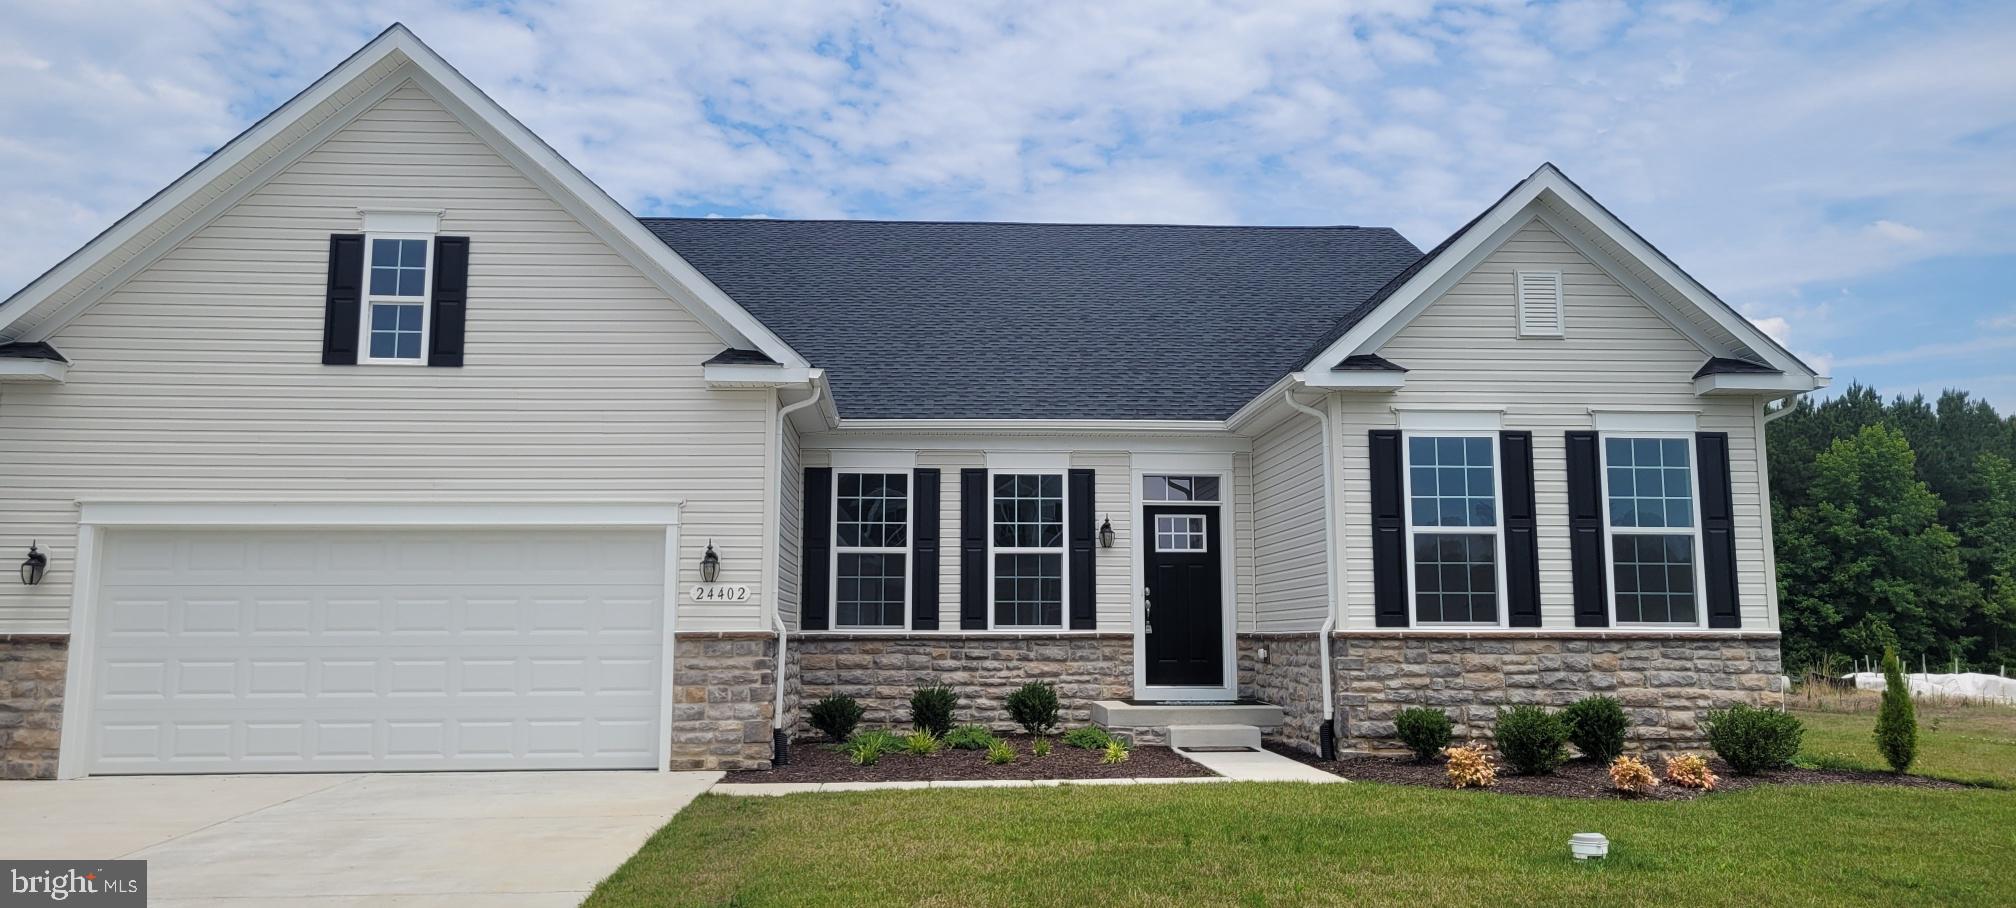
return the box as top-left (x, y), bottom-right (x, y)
top-left (731, 735), bottom-right (1215, 784)
top-left (1266, 743), bottom-right (1972, 800)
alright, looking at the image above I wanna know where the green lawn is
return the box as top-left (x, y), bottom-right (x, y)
top-left (1792, 700), bottom-right (2016, 788)
top-left (586, 782), bottom-right (2015, 907)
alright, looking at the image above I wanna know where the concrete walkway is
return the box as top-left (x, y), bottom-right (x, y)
top-left (0, 770), bottom-right (719, 907)
top-left (1173, 748), bottom-right (1346, 782)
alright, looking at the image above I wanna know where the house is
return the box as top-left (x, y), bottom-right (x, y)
top-left (0, 25), bottom-right (1821, 779)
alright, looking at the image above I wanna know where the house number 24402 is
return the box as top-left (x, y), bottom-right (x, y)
top-left (690, 584), bottom-right (752, 602)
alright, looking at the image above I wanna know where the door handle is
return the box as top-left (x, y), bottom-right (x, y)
top-left (1144, 586), bottom-right (1154, 634)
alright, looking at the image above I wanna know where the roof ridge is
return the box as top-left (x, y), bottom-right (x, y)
top-left (638, 216), bottom-right (1386, 231)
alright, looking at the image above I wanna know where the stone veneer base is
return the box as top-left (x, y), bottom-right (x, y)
top-left (670, 633), bottom-right (779, 772)
top-left (789, 634), bottom-right (1133, 738)
top-left (0, 635), bottom-right (67, 780)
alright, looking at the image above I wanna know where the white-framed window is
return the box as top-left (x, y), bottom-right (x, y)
top-left (1144, 474), bottom-right (1221, 502)
top-left (1600, 435), bottom-right (1706, 626)
top-left (360, 234), bottom-right (434, 363)
top-left (1153, 514), bottom-right (1207, 551)
top-left (990, 472), bottom-right (1065, 628)
top-left (832, 471), bottom-right (910, 629)
top-left (1403, 434), bottom-right (1506, 625)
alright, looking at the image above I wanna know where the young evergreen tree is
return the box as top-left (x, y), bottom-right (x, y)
top-left (1875, 647), bottom-right (1918, 774)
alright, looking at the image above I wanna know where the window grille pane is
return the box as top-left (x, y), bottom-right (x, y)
top-left (993, 553), bottom-right (1062, 626)
top-left (836, 553), bottom-right (906, 627)
top-left (1611, 534), bottom-right (1697, 624)
top-left (1408, 435), bottom-right (1495, 529)
top-left (1412, 533), bottom-right (1497, 623)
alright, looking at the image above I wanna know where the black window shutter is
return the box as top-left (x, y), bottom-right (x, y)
top-left (1696, 432), bottom-right (1742, 628)
top-left (320, 234), bottom-right (365, 365)
top-left (959, 469), bottom-right (989, 630)
top-left (1067, 468), bottom-right (1096, 630)
top-left (800, 468), bottom-right (832, 631)
top-left (1369, 430), bottom-right (1409, 627)
top-left (1499, 431), bottom-right (1542, 627)
top-left (1566, 431), bottom-right (1610, 627)
top-left (911, 468), bottom-right (941, 630)
top-left (428, 236), bottom-right (470, 367)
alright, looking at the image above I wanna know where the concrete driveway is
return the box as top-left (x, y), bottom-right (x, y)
top-left (0, 770), bottom-right (720, 907)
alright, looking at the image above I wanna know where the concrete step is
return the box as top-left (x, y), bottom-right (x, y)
top-left (1091, 700), bottom-right (1285, 729)
top-left (1167, 724), bottom-right (1261, 751)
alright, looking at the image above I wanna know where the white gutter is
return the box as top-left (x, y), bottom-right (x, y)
top-left (1762, 398), bottom-right (1801, 424)
top-left (770, 379), bottom-right (825, 749)
top-left (1281, 384), bottom-right (1340, 755)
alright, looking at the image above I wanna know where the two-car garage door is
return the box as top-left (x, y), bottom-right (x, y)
top-left (86, 527), bottom-right (666, 774)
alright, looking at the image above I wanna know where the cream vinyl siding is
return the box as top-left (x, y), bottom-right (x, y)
top-left (0, 81), bottom-right (772, 633)
top-left (776, 417), bottom-right (804, 627)
top-left (1250, 414), bottom-right (1329, 632)
top-left (1071, 451), bottom-right (1135, 632)
top-left (1338, 219), bottom-right (1771, 629)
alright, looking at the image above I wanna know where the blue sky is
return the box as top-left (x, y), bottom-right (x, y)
top-left (3, 1), bottom-right (2013, 407)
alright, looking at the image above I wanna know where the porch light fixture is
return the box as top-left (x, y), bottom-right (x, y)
top-left (700, 541), bottom-right (721, 583)
top-left (20, 542), bottom-right (47, 586)
top-left (1098, 516), bottom-right (1115, 549)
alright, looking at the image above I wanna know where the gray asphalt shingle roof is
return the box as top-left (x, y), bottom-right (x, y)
top-left (644, 219), bottom-right (1422, 420)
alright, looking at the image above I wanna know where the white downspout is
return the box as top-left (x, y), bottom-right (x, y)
top-left (770, 379), bottom-right (825, 762)
top-left (1282, 384), bottom-right (1340, 757)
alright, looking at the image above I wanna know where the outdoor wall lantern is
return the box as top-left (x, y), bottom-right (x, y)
top-left (700, 541), bottom-right (721, 583)
top-left (20, 542), bottom-right (47, 586)
top-left (1098, 517), bottom-right (1115, 549)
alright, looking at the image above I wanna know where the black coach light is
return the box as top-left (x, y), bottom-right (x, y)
top-left (1099, 516), bottom-right (1116, 549)
top-left (700, 541), bottom-right (721, 583)
top-left (21, 542), bottom-right (47, 586)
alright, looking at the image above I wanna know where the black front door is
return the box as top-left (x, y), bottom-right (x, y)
top-left (1143, 505), bottom-right (1224, 688)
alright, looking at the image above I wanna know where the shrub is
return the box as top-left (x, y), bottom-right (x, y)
top-left (909, 685), bottom-right (959, 737)
top-left (1005, 682), bottom-right (1061, 737)
top-left (944, 724), bottom-right (997, 750)
top-left (1032, 737), bottom-right (1052, 758)
top-left (1393, 707), bottom-right (1453, 762)
top-left (808, 695), bottom-right (864, 742)
top-left (1663, 752), bottom-right (1718, 791)
top-left (1064, 726), bottom-right (1115, 750)
top-left (1704, 704), bottom-right (1804, 774)
top-left (845, 730), bottom-right (901, 766)
top-left (1493, 705), bottom-right (1569, 775)
top-left (1608, 755), bottom-right (1659, 795)
top-left (1875, 647), bottom-right (1918, 773)
top-left (986, 740), bottom-right (1017, 765)
top-left (902, 730), bottom-right (941, 756)
top-left (1444, 744), bottom-right (1496, 789)
top-left (1562, 696), bottom-right (1629, 763)
top-left (1100, 741), bottom-right (1130, 765)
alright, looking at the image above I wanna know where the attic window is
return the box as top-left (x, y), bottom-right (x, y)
top-left (1517, 270), bottom-right (1564, 337)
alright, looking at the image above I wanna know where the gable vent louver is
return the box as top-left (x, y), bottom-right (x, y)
top-left (1517, 270), bottom-right (1564, 337)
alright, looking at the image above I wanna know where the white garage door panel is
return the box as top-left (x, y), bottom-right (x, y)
top-left (89, 528), bottom-right (666, 774)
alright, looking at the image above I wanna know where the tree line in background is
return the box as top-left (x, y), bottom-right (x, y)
top-left (1769, 385), bottom-right (2016, 674)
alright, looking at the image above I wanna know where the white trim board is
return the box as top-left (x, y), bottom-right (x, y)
top-left (0, 25), bottom-right (807, 370)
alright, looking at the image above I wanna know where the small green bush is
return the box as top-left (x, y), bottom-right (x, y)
top-left (944, 724), bottom-right (997, 750)
top-left (1875, 647), bottom-right (1918, 773)
top-left (1032, 737), bottom-right (1052, 758)
top-left (845, 729), bottom-right (901, 766)
top-left (1100, 740), bottom-right (1130, 765)
top-left (1063, 726), bottom-right (1115, 750)
top-left (1704, 704), bottom-right (1804, 774)
top-left (909, 685), bottom-right (959, 737)
top-left (1561, 695), bottom-right (1629, 763)
top-left (902, 729), bottom-right (941, 756)
top-left (1005, 682), bottom-right (1060, 737)
top-left (808, 694), bottom-right (864, 742)
top-left (1493, 705), bottom-right (1569, 775)
top-left (986, 740), bottom-right (1017, 765)
top-left (1393, 707), bottom-right (1453, 762)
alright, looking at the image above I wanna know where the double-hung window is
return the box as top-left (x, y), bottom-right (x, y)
top-left (833, 472), bottom-right (909, 628)
top-left (1602, 436), bottom-right (1704, 625)
top-left (361, 235), bottom-right (432, 363)
top-left (1404, 435), bottom-right (1503, 625)
top-left (991, 473), bottom-right (1065, 628)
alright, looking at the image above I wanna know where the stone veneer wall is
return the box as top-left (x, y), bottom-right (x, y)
top-left (1333, 632), bottom-right (1785, 752)
top-left (670, 633), bottom-right (778, 771)
top-left (1, 636), bottom-right (67, 780)
top-left (1238, 634), bottom-right (1325, 754)
top-left (790, 635), bottom-right (1132, 737)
